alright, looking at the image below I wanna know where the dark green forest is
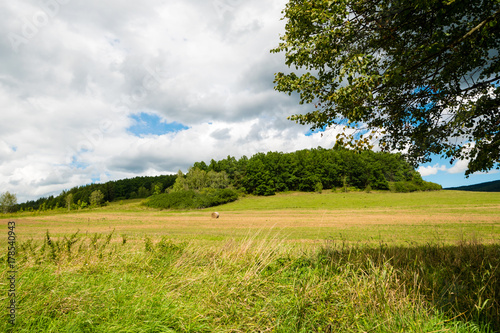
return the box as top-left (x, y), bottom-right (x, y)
top-left (446, 179), bottom-right (500, 192)
top-left (15, 175), bottom-right (177, 212)
top-left (14, 147), bottom-right (441, 212)
top-left (192, 147), bottom-right (441, 196)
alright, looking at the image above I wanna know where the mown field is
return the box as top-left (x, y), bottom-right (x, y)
top-left (1, 190), bottom-right (500, 332)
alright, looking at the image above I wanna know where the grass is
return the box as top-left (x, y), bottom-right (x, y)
top-left (223, 190), bottom-right (500, 211)
top-left (1, 190), bottom-right (499, 332)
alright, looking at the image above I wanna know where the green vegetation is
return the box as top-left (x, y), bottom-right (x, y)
top-left (391, 180), bottom-right (442, 192)
top-left (89, 190), bottom-right (105, 208)
top-left (272, 0), bottom-right (500, 175)
top-left (2, 191), bottom-right (499, 331)
top-left (10, 147), bottom-right (441, 214)
top-left (144, 189), bottom-right (239, 210)
top-left (221, 189), bottom-right (499, 212)
top-left (0, 191), bottom-right (17, 213)
top-left (15, 174), bottom-right (177, 212)
top-left (2, 229), bottom-right (498, 332)
top-left (196, 147), bottom-right (441, 195)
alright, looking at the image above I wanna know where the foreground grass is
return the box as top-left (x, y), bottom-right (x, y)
top-left (2, 231), bottom-right (499, 332)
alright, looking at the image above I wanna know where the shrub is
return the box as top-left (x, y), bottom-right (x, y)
top-left (392, 181), bottom-right (442, 193)
top-left (144, 188), bottom-right (239, 210)
top-left (315, 182), bottom-right (323, 193)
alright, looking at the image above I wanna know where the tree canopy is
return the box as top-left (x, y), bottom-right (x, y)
top-left (190, 148), bottom-right (440, 195)
top-left (0, 191), bottom-right (17, 213)
top-left (272, 0), bottom-right (500, 175)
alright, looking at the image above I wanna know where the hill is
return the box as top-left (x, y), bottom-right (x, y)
top-left (13, 147), bottom-right (442, 212)
top-left (445, 179), bottom-right (500, 192)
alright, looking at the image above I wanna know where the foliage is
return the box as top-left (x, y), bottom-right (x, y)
top-left (186, 148), bottom-right (441, 196)
top-left (137, 186), bottom-right (151, 198)
top-left (15, 174), bottom-right (177, 212)
top-left (152, 182), bottom-right (163, 195)
top-left (171, 170), bottom-right (188, 193)
top-left (171, 168), bottom-right (231, 194)
top-left (0, 191), bottom-right (17, 213)
top-left (314, 181), bottom-right (323, 193)
top-left (272, 0), bottom-right (500, 175)
top-left (144, 188), bottom-right (239, 210)
top-left (392, 180), bottom-right (443, 193)
top-left (235, 147), bottom-right (440, 194)
top-left (65, 193), bottom-right (73, 211)
top-left (89, 190), bottom-right (104, 207)
top-left (12, 147), bottom-right (441, 212)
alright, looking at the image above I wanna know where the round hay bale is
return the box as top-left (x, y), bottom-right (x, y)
top-left (211, 212), bottom-right (220, 219)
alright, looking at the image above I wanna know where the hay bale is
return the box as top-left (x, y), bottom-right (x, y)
top-left (211, 212), bottom-right (220, 219)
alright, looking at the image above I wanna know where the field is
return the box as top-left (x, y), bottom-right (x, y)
top-left (1, 190), bottom-right (500, 332)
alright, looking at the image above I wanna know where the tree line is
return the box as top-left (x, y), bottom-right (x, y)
top-left (191, 146), bottom-right (440, 196)
top-left (14, 174), bottom-right (176, 212)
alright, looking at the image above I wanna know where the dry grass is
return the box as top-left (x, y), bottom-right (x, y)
top-left (2, 205), bottom-right (498, 247)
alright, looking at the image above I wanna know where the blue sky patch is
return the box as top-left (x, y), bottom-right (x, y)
top-left (128, 112), bottom-right (189, 137)
top-left (419, 154), bottom-right (499, 188)
top-left (305, 125), bottom-right (327, 137)
top-left (69, 157), bottom-right (89, 170)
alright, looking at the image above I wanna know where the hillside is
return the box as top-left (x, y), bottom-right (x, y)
top-left (446, 179), bottom-right (500, 192)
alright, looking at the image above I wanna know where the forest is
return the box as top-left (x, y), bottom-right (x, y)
top-left (13, 146), bottom-right (441, 212)
top-left (15, 174), bottom-right (177, 212)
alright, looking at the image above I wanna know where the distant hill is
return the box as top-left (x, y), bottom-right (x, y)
top-left (446, 179), bottom-right (500, 192)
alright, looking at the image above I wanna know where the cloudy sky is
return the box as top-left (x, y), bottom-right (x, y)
top-left (1, 0), bottom-right (498, 203)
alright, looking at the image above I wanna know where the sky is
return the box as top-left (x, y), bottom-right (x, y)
top-left (1, 0), bottom-right (498, 203)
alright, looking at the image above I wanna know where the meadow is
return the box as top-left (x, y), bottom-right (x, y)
top-left (1, 190), bottom-right (499, 332)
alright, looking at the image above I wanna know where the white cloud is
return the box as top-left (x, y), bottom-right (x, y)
top-left (417, 164), bottom-right (448, 177)
top-left (2, 0), bottom-right (495, 202)
top-left (418, 158), bottom-right (499, 178)
top-left (447, 159), bottom-right (470, 174)
top-left (0, 0), bottom-right (312, 201)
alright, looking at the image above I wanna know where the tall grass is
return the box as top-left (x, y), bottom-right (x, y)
top-left (2, 230), bottom-right (498, 332)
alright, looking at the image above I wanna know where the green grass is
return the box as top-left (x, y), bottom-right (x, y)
top-left (2, 232), bottom-right (499, 332)
top-left (1, 190), bottom-right (499, 332)
top-left (223, 190), bottom-right (500, 211)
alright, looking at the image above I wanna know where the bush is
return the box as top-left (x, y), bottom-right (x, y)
top-left (421, 181), bottom-right (443, 191)
top-left (391, 181), bottom-right (442, 193)
top-left (255, 184), bottom-right (275, 196)
top-left (144, 189), bottom-right (239, 210)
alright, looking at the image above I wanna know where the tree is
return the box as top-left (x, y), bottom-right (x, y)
top-left (89, 190), bottom-right (104, 207)
top-left (137, 186), bottom-right (150, 198)
top-left (0, 191), bottom-right (17, 213)
top-left (151, 182), bottom-right (163, 195)
top-left (272, 0), bottom-right (500, 175)
top-left (171, 170), bottom-right (188, 193)
top-left (66, 193), bottom-right (73, 211)
top-left (206, 170), bottom-right (230, 189)
top-left (186, 167), bottom-right (208, 190)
